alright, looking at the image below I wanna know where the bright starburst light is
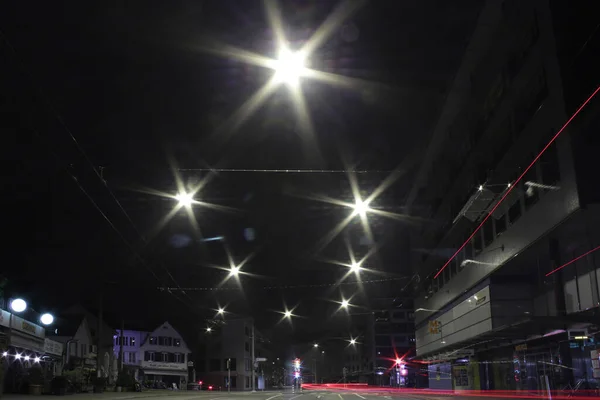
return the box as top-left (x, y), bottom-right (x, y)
top-left (274, 48), bottom-right (306, 86)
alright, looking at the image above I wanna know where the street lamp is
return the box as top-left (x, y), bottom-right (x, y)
top-left (273, 48), bottom-right (306, 86)
top-left (229, 266), bottom-right (240, 276)
top-left (341, 299), bottom-right (350, 309)
top-left (313, 343), bottom-right (318, 348)
top-left (10, 298), bottom-right (27, 313)
top-left (349, 339), bottom-right (356, 345)
top-left (349, 262), bottom-right (362, 273)
top-left (206, 327), bottom-right (212, 333)
top-left (284, 310), bottom-right (292, 318)
top-left (40, 313), bottom-right (54, 325)
top-left (352, 199), bottom-right (371, 217)
top-left (175, 192), bottom-right (194, 207)
top-left (217, 308), bottom-right (225, 315)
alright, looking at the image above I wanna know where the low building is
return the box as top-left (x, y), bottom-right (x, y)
top-left (113, 321), bottom-right (191, 389)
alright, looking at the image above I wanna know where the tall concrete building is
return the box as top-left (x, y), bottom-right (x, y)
top-left (197, 318), bottom-right (272, 391)
top-left (408, 0), bottom-right (600, 391)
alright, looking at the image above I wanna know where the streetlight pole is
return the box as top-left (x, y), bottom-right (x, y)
top-left (251, 324), bottom-right (256, 392)
top-left (227, 358), bottom-right (231, 393)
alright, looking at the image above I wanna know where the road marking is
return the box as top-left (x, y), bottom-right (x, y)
top-left (338, 394), bottom-right (344, 400)
top-left (384, 396), bottom-right (392, 399)
top-left (266, 395), bottom-right (283, 400)
top-left (354, 394), bottom-right (366, 400)
top-left (290, 395), bottom-right (303, 400)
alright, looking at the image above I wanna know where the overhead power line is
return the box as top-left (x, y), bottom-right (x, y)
top-left (158, 276), bottom-right (409, 292)
top-left (178, 168), bottom-right (394, 174)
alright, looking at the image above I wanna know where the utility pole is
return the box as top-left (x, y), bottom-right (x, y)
top-left (227, 358), bottom-right (231, 393)
top-left (251, 324), bottom-right (256, 392)
top-left (313, 359), bottom-right (317, 384)
top-left (119, 318), bottom-right (124, 373)
top-left (96, 293), bottom-right (103, 377)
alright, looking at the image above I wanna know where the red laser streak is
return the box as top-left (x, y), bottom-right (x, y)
top-left (434, 84), bottom-right (600, 279)
top-left (545, 244), bottom-right (600, 277)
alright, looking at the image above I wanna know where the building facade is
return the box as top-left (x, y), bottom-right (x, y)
top-left (409, 0), bottom-right (600, 391)
top-left (113, 322), bottom-right (192, 388)
top-left (198, 318), bottom-right (271, 391)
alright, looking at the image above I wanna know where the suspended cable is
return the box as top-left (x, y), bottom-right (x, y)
top-left (158, 276), bottom-right (409, 292)
top-left (178, 168), bottom-right (393, 174)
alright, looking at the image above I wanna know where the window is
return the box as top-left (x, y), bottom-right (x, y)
top-left (495, 214), bottom-right (507, 236)
top-left (209, 358), bottom-right (221, 372)
top-left (483, 220), bottom-right (494, 247)
top-left (539, 135), bottom-right (560, 184)
top-left (245, 358), bottom-right (252, 372)
top-left (128, 352), bottom-right (136, 363)
top-left (375, 336), bottom-right (391, 346)
top-left (508, 198), bottom-right (522, 224)
top-left (473, 232), bottom-right (482, 256)
top-left (144, 351), bottom-right (155, 361)
top-left (174, 339), bottom-right (181, 347)
top-left (130, 337), bottom-right (135, 346)
top-left (245, 342), bottom-right (250, 352)
top-left (149, 336), bottom-right (157, 345)
top-left (245, 326), bottom-right (250, 336)
top-left (80, 344), bottom-right (87, 356)
top-left (174, 353), bottom-right (183, 363)
top-left (88, 345), bottom-right (97, 353)
top-left (524, 168), bottom-right (540, 210)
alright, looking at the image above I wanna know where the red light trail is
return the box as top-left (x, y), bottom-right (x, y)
top-left (545, 244), bottom-right (600, 276)
top-left (434, 84), bottom-right (600, 279)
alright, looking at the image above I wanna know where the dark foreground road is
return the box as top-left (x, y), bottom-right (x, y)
top-left (1, 387), bottom-right (595, 400)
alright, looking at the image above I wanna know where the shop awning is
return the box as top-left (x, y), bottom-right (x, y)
top-left (143, 370), bottom-right (186, 377)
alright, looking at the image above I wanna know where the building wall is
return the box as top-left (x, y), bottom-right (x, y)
top-left (413, 0), bottom-right (579, 324)
top-left (200, 318), bottom-right (264, 390)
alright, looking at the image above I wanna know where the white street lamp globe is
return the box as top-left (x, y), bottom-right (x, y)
top-left (274, 48), bottom-right (306, 85)
top-left (40, 313), bottom-right (54, 325)
top-left (10, 298), bottom-right (27, 313)
top-left (175, 192), bottom-right (194, 207)
top-left (341, 299), bottom-right (350, 308)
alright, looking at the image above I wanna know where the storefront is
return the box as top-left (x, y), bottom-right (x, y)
top-left (140, 361), bottom-right (187, 388)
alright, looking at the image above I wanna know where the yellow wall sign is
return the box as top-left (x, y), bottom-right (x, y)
top-left (428, 320), bottom-right (441, 334)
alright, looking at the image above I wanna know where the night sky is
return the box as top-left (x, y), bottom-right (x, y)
top-left (1, 0), bottom-right (483, 343)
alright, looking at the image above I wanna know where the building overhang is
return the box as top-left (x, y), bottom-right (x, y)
top-left (414, 316), bottom-right (582, 363)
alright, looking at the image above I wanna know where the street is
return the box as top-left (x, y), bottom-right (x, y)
top-left (1, 388), bottom-right (588, 400)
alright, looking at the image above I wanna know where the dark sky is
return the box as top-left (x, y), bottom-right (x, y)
top-left (1, 0), bottom-right (483, 342)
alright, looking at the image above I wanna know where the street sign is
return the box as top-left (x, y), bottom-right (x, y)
top-left (255, 357), bottom-right (267, 362)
